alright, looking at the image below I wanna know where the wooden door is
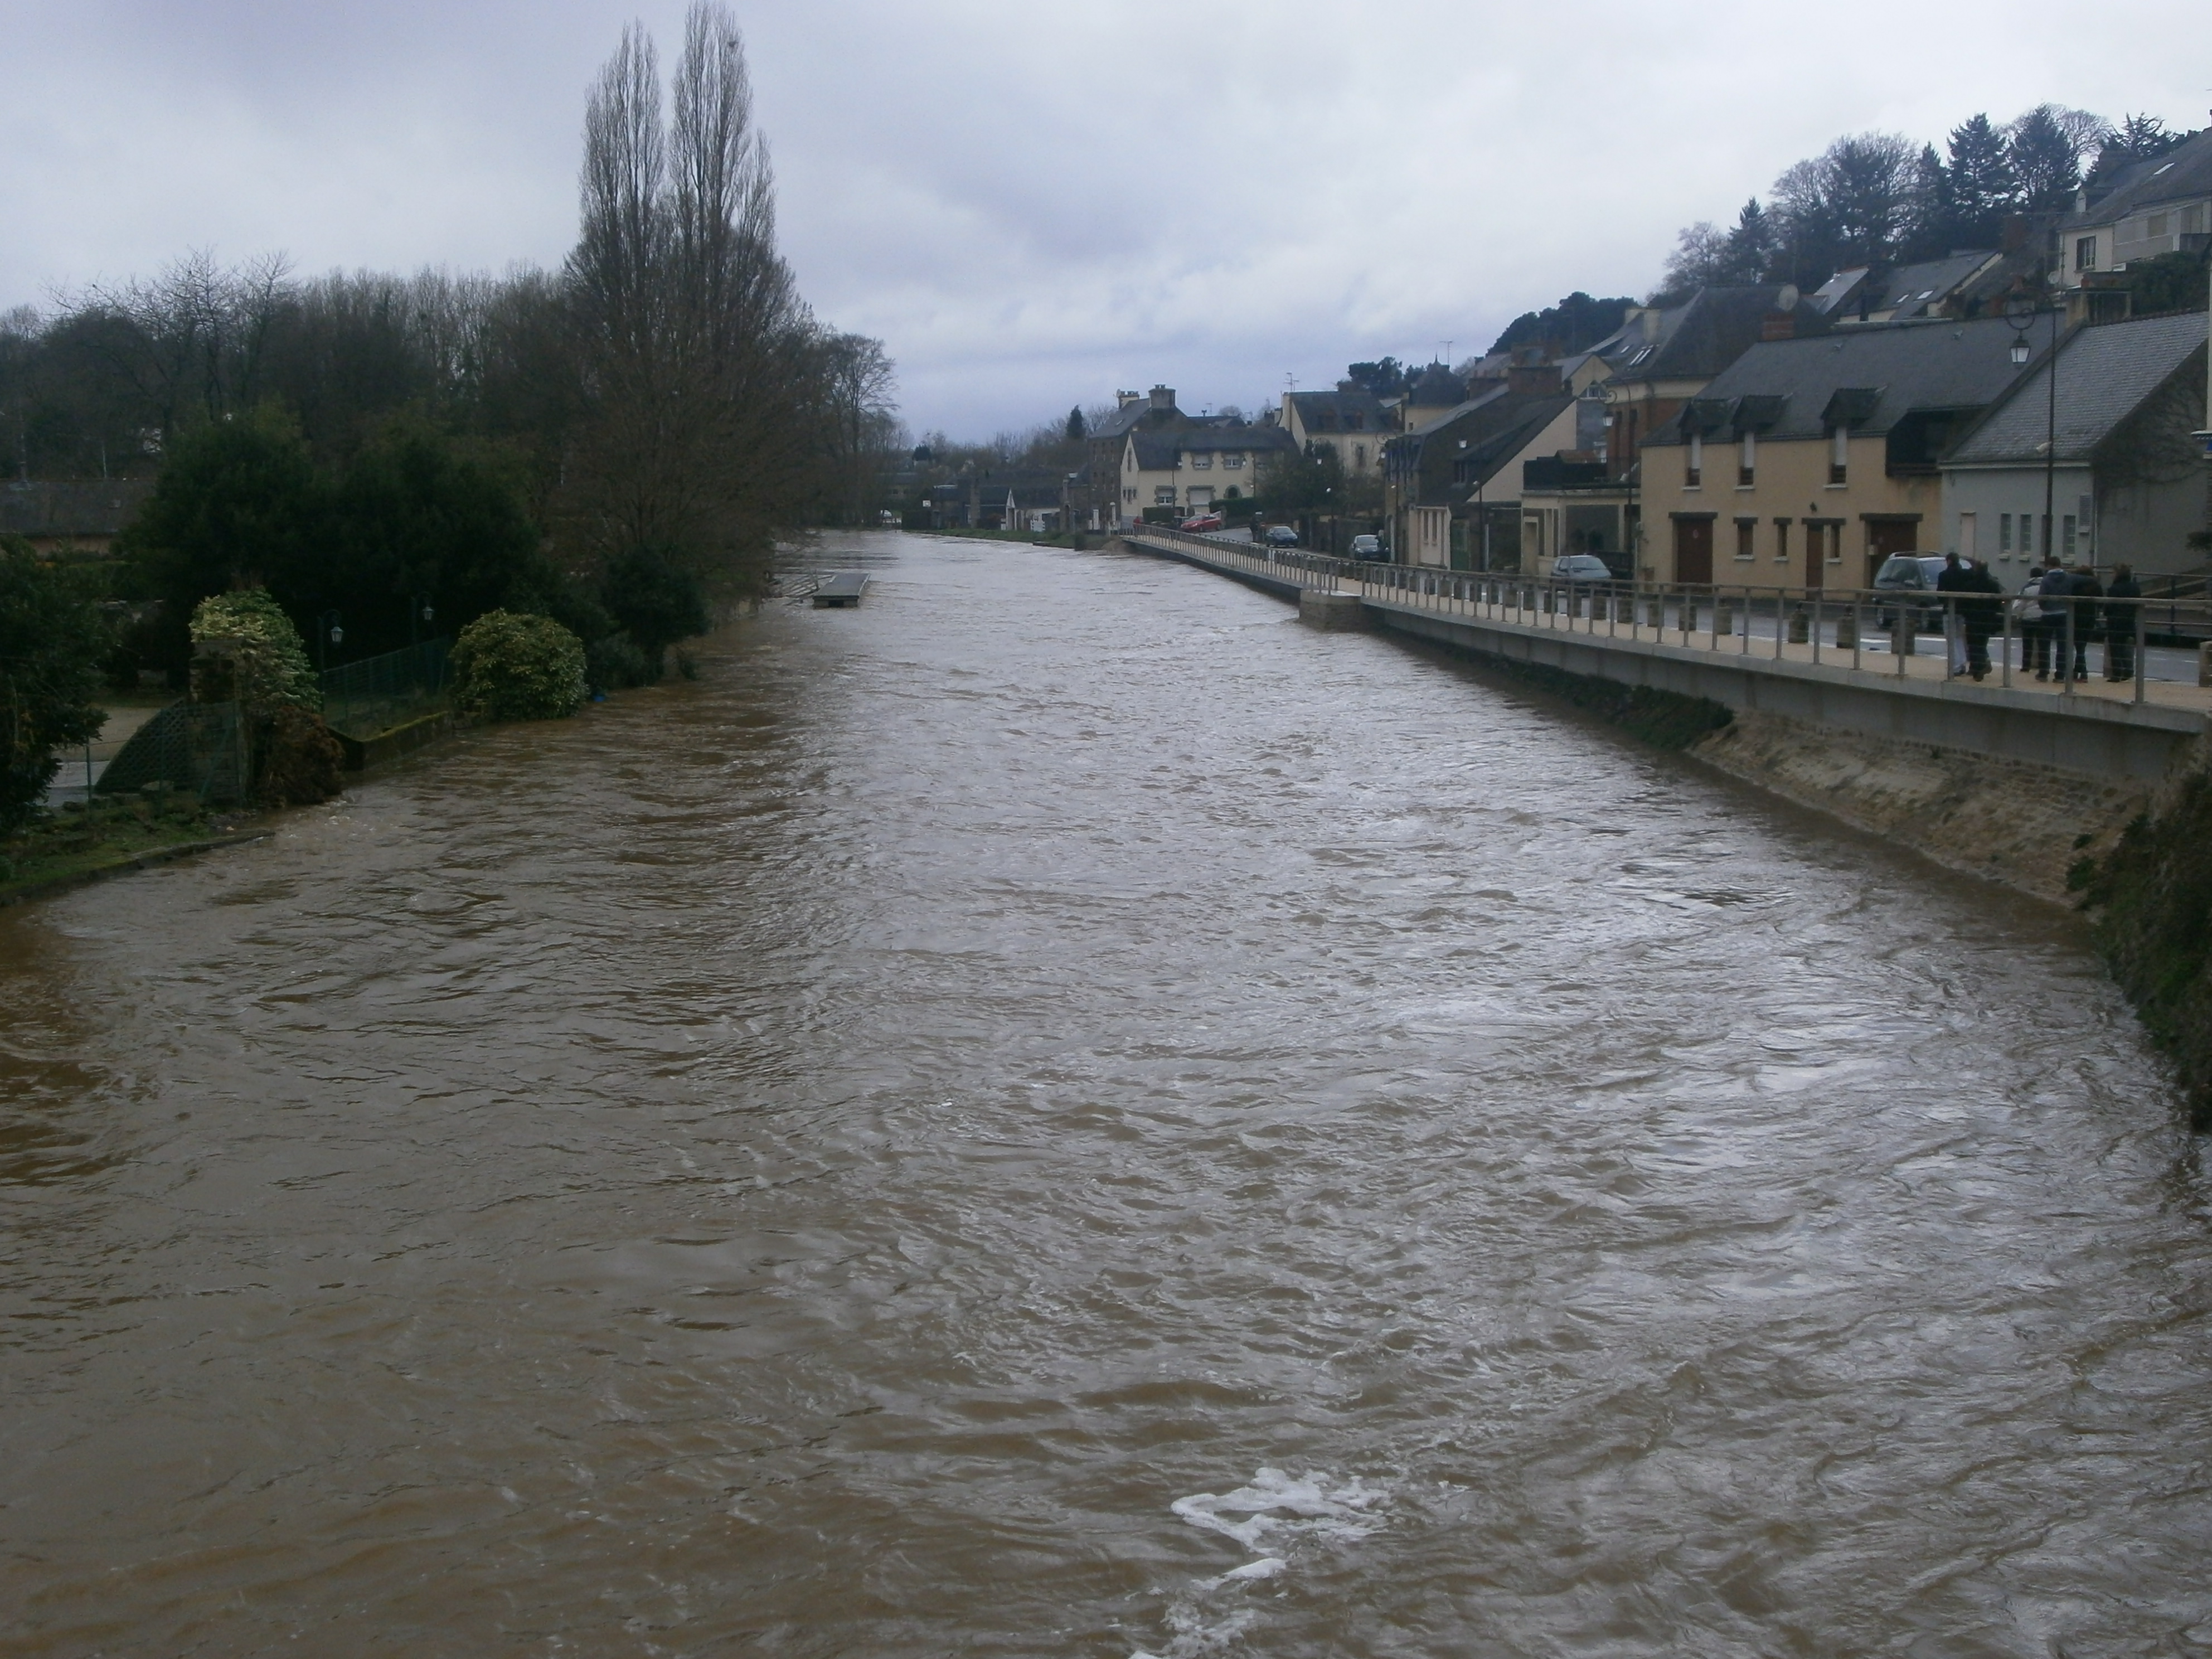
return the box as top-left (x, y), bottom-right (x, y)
top-left (1803, 521), bottom-right (1825, 589)
top-left (1673, 517), bottom-right (1713, 585)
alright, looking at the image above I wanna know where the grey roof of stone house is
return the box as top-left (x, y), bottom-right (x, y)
top-left (1647, 316), bottom-right (2028, 445)
top-left (1402, 383), bottom-right (1512, 440)
top-left (1176, 425), bottom-right (1295, 454)
top-left (1588, 285), bottom-right (1828, 384)
top-left (1092, 398), bottom-right (1178, 442)
top-left (1129, 428), bottom-right (1292, 469)
top-left (1945, 310), bottom-right (2210, 467)
top-left (1286, 388), bottom-right (1388, 433)
top-left (0, 478), bottom-right (154, 539)
top-left (1442, 395), bottom-right (1577, 495)
top-left (1405, 363), bottom-right (1468, 406)
top-left (2071, 127), bottom-right (2212, 227)
top-left (1877, 250), bottom-right (2000, 319)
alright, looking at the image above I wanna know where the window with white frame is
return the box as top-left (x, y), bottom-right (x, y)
top-left (1153, 486), bottom-right (1176, 506)
top-left (1737, 431), bottom-right (1755, 487)
top-left (1190, 453), bottom-right (1212, 469)
top-left (1828, 427), bottom-right (1848, 485)
top-left (1223, 453), bottom-right (1245, 469)
top-left (1686, 434), bottom-right (1702, 487)
top-left (1999, 512), bottom-right (2011, 553)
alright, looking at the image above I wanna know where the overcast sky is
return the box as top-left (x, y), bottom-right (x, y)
top-left (3, 0), bottom-right (2202, 439)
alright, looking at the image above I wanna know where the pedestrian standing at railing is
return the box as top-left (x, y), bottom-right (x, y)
top-left (1959, 557), bottom-right (2002, 681)
top-left (2067, 564), bottom-right (2103, 681)
top-left (2016, 565), bottom-right (2049, 677)
top-left (2036, 564), bottom-right (2075, 681)
top-left (1936, 552), bottom-right (1971, 677)
top-left (2103, 563), bottom-right (2141, 681)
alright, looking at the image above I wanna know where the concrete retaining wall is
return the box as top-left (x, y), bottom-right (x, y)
top-left (1366, 602), bottom-right (2203, 784)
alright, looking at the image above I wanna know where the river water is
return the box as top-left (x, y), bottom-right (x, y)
top-left (4, 532), bottom-right (2211, 1657)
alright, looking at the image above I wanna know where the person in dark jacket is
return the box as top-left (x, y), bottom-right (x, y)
top-left (1935, 552), bottom-right (1972, 676)
top-left (2036, 564), bottom-right (2074, 681)
top-left (2067, 564), bottom-right (2102, 681)
top-left (2018, 564), bottom-right (2049, 677)
top-left (2104, 562), bottom-right (2142, 681)
top-left (1959, 557), bottom-right (2003, 680)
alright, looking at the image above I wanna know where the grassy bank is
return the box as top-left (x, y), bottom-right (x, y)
top-left (1, 798), bottom-right (264, 907)
top-left (2074, 766), bottom-right (2212, 1127)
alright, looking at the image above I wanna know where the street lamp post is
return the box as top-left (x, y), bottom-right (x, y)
top-left (317, 610), bottom-right (343, 677)
top-left (410, 595), bottom-right (435, 648)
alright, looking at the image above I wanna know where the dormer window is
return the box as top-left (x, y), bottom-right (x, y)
top-left (1346, 412), bottom-right (1364, 431)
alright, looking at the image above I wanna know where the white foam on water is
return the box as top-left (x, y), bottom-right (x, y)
top-left (1131, 1468), bottom-right (1388, 1657)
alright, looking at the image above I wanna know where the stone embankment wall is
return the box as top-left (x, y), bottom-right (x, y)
top-left (1690, 709), bottom-right (2153, 907)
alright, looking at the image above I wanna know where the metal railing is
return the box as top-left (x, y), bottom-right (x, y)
top-left (319, 638), bottom-right (451, 739)
top-left (1122, 527), bottom-right (2212, 707)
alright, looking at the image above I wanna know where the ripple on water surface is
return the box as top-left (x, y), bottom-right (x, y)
top-left (1, 532), bottom-right (2209, 1656)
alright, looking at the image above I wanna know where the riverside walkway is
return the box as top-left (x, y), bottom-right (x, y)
top-left (1124, 526), bottom-right (2212, 782)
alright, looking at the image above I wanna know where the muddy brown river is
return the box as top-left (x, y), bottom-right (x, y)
top-left (4, 532), bottom-right (2211, 1656)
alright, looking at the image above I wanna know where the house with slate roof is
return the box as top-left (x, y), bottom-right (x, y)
top-left (1942, 309), bottom-right (2209, 577)
top-left (1087, 387), bottom-right (1202, 527)
top-left (1119, 423), bottom-right (1294, 521)
top-left (2062, 127), bottom-right (2212, 289)
top-left (1576, 285), bottom-right (1831, 484)
top-left (0, 478), bottom-right (154, 556)
top-left (1641, 316), bottom-right (2030, 586)
top-left (1381, 385), bottom-right (1584, 571)
top-left (1279, 384), bottom-right (1390, 479)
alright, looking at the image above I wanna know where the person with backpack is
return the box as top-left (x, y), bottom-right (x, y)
top-left (2104, 562), bottom-right (2142, 681)
top-left (2014, 565), bottom-right (2048, 677)
top-left (2066, 563), bottom-right (2103, 682)
top-left (2036, 564), bottom-right (2074, 681)
top-left (1959, 557), bottom-right (2004, 680)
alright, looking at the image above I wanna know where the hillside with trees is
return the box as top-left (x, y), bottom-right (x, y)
top-left (0, 2), bottom-right (903, 693)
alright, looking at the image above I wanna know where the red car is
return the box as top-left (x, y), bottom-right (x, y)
top-left (1178, 512), bottom-right (1224, 532)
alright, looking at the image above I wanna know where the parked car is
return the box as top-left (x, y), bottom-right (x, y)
top-left (1263, 525), bottom-right (1300, 547)
top-left (1550, 553), bottom-right (1616, 583)
top-left (1349, 534), bottom-right (1388, 562)
top-left (1871, 552), bottom-right (1948, 630)
top-left (1178, 512), bottom-right (1224, 533)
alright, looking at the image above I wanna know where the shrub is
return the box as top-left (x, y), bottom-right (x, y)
top-left (599, 543), bottom-right (710, 681)
top-left (2079, 778), bottom-right (2212, 1127)
top-left (450, 610), bottom-right (587, 721)
top-left (0, 536), bottom-right (110, 834)
top-left (585, 630), bottom-right (654, 692)
top-left (190, 589), bottom-right (321, 712)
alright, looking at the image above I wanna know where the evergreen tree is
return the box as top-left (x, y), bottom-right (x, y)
top-left (1064, 405), bottom-right (1085, 443)
top-left (2008, 105), bottom-right (2086, 210)
top-left (1720, 199), bottom-right (1777, 283)
top-left (1946, 114), bottom-right (2016, 245)
top-left (1898, 144), bottom-right (1954, 260)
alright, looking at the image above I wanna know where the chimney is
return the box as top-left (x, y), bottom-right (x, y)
top-left (1507, 362), bottom-right (1563, 396)
top-left (1761, 310), bottom-right (1796, 342)
top-left (1117, 390), bottom-right (1141, 410)
top-left (1148, 385), bottom-right (1175, 411)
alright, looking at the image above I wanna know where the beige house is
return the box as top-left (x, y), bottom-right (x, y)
top-left (1280, 385), bottom-right (1389, 477)
top-left (1119, 425), bottom-right (1294, 521)
top-left (2061, 127), bottom-right (2212, 287)
top-left (1639, 317), bottom-right (2029, 586)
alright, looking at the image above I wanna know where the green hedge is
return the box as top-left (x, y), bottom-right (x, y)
top-left (450, 610), bottom-right (588, 722)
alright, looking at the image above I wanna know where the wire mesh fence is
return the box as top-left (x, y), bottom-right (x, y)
top-left (91, 701), bottom-right (249, 804)
top-left (319, 638), bottom-right (450, 739)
